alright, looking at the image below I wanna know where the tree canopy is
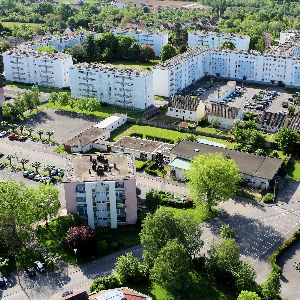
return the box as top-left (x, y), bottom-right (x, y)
top-left (187, 153), bottom-right (241, 211)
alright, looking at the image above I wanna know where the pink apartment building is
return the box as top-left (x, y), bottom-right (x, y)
top-left (63, 153), bottom-right (137, 228)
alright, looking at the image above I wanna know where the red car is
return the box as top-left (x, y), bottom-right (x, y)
top-left (8, 134), bottom-right (20, 141)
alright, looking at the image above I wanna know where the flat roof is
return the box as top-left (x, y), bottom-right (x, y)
top-left (64, 127), bottom-right (109, 147)
top-left (94, 114), bottom-right (126, 129)
top-left (64, 153), bottom-right (135, 182)
top-left (171, 140), bottom-right (283, 180)
top-left (197, 138), bottom-right (227, 148)
top-left (113, 136), bottom-right (164, 154)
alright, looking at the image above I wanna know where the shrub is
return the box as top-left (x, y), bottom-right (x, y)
top-left (90, 274), bottom-right (120, 292)
top-left (220, 224), bottom-right (236, 240)
top-left (261, 270), bottom-right (281, 300)
top-left (129, 132), bottom-right (143, 138)
top-left (197, 115), bottom-right (209, 126)
top-left (262, 193), bottom-right (274, 203)
top-left (237, 291), bottom-right (261, 300)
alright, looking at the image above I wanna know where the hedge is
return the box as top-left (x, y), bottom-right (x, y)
top-left (269, 228), bottom-right (300, 274)
top-left (144, 134), bottom-right (174, 144)
top-left (129, 132), bottom-right (143, 138)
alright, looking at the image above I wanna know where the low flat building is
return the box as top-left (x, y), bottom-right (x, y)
top-left (93, 114), bottom-right (127, 131)
top-left (166, 95), bottom-right (206, 121)
top-left (169, 140), bottom-right (283, 190)
top-left (64, 153), bottom-right (137, 228)
top-left (70, 63), bottom-right (154, 110)
top-left (207, 103), bottom-right (243, 129)
top-left (112, 136), bottom-right (173, 162)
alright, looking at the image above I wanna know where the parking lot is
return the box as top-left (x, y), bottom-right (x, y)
top-left (180, 79), bottom-right (292, 114)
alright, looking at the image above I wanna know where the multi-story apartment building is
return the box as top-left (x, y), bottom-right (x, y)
top-left (20, 32), bottom-right (89, 51)
top-left (64, 153), bottom-right (137, 228)
top-left (69, 63), bottom-right (154, 109)
top-left (154, 46), bottom-right (300, 97)
top-left (113, 28), bottom-right (168, 56)
top-left (3, 49), bottom-right (73, 88)
top-left (188, 31), bottom-right (250, 51)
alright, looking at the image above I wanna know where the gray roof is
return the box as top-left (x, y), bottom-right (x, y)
top-left (169, 95), bottom-right (200, 111)
top-left (170, 140), bottom-right (283, 180)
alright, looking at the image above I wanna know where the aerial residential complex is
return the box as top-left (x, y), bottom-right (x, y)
top-left (113, 28), bottom-right (168, 56)
top-left (64, 153), bottom-right (137, 229)
top-left (3, 49), bottom-right (73, 88)
top-left (154, 46), bottom-right (300, 97)
top-left (188, 31), bottom-right (250, 51)
top-left (69, 63), bottom-right (154, 109)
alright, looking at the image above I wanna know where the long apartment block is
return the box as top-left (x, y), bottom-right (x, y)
top-left (154, 46), bottom-right (300, 97)
top-left (20, 32), bottom-right (89, 51)
top-left (69, 63), bottom-right (154, 109)
top-left (64, 153), bottom-right (137, 228)
top-left (113, 28), bottom-right (168, 56)
top-left (188, 31), bottom-right (250, 51)
top-left (3, 49), bottom-right (73, 88)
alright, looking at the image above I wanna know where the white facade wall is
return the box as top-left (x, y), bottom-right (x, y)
top-left (94, 114), bottom-right (127, 131)
top-left (70, 64), bottom-right (154, 110)
top-left (113, 29), bottom-right (168, 56)
top-left (154, 47), bottom-right (300, 97)
top-left (279, 31), bottom-right (298, 44)
top-left (166, 102), bottom-right (206, 121)
top-left (188, 31), bottom-right (250, 51)
top-left (3, 50), bottom-right (73, 88)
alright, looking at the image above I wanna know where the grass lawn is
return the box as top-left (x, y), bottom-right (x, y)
top-left (6, 82), bottom-right (69, 94)
top-left (287, 161), bottom-right (300, 181)
top-left (103, 59), bottom-right (159, 70)
top-left (135, 159), bottom-right (149, 171)
top-left (44, 102), bottom-right (143, 119)
top-left (1, 21), bottom-right (43, 29)
top-left (196, 125), bottom-right (229, 136)
top-left (110, 124), bottom-right (234, 147)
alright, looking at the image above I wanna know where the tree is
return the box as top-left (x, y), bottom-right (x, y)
top-left (57, 92), bottom-right (71, 107)
top-left (118, 35), bottom-right (137, 60)
top-left (46, 131), bottom-right (54, 142)
top-left (234, 262), bottom-right (257, 293)
top-left (140, 45), bottom-right (155, 61)
top-left (140, 207), bottom-right (203, 267)
top-left (48, 92), bottom-right (60, 104)
top-left (160, 44), bottom-right (178, 61)
top-left (6, 155), bottom-right (14, 166)
top-left (150, 239), bottom-right (192, 294)
top-left (261, 270), bottom-right (281, 300)
top-left (0, 257), bottom-right (9, 274)
top-left (36, 45), bottom-right (57, 53)
top-left (31, 161), bottom-right (41, 174)
top-left (275, 127), bottom-right (299, 155)
top-left (65, 225), bottom-right (96, 257)
top-left (27, 128), bottom-right (34, 137)
top-left (187, 153), bottom-right (241, 211)
top-left (83, 34), bottom-right (97, 62)
top-left (19, 158), bottom-right (29, 170)
top-left (44, 165), bottom-right (55, 177)
top-left (37, 130), bottom-right (43, 140)
top-left (144, 189), bottom-right (162, 213)
top-left (220, 224), bottom-right (236, 240)
top-left (207, 238), bottom-right (241, 275)
top-left (220, 41), bottom-right (236, 49)
top-left (115, 252), bottom-right (144, 284)
top-left (67, 44), bottom-right (86, 63)
top-left (19, 125), bottom-right (25, 135)
top-left (86, 98), bottom-right (100, 111)
top-left (237, 291), bottom-right (261, 300)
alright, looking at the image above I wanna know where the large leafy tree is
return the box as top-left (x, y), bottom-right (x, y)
top-left (275, 127), bottom-right (300, 155)
top-left (237, 291), bottom-right (261, 300)
top-left (140, 207), bottom-right (203, 267)
top-left (150, 239), bottom-right (192, 294)
top-left (160, 44), bottom-right (178, 61)
top-left (187, 153), bottom-right (241, 211)
top-left (261, 270), bottom-right (281, 300)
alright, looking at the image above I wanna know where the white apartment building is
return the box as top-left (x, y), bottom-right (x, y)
top-left (64, 153), bottom-right (137, 229)
top-left (20, 32), bottom-right (89, 51)
top-left (3, 49), bottom-right (73, 88)
top-left (70, 63), bottom-right (154, 109)
top-left (113, 29), bottom-right (168, 56)
top-left (154, 46), bottom-right (300, 97)
top-left (188, 31), bottom-right (250, 51)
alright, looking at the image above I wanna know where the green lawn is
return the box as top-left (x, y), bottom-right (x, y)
top-left (103, 60), bottom-right (159, 70)
top-left (44, 102), bottom-right (143, 119)
top-left (287, 161), bottom-right (300, 181)
top-left (1, 21), bottom-right (43, 29)
top-left (135, 159), bottom-right (149, 171)
top-left (6, 82), bottom-right (69, 94)
top-left (110, 124), bottom-right (234, 147)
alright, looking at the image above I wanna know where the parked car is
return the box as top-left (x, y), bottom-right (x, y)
top-left (18, 136), bottom-right (27, 142)
top-left (0, 162), bottom-right (5, 170)
top-left (25, 266), bottom-right (36, 277)
top-left (33, 174), bottom-right (42, 181)
top-left (34, 261), bottom-right (46, 273)
top-left (8, 134), bottom-right (19, 141)
top-left (62, 290), bottom-right (73, 297)
top-left (23, 170), bottom-right (31, 178)
top-left (0, 274), bottom-right (6, 287)
top-left (28, 172), bottom-right (36, 179)
top-left (0, 152), bottom-right (4, 158)
top-left (0, 131), bottom-right (7, 138)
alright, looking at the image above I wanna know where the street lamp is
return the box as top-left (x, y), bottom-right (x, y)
top-left (74, 248), bottom-right (77, 265)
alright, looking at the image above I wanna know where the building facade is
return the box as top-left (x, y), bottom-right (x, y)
top-left (154, 46), bottom-right (300, 97)
top-left (188, 31), bottom-right (250, 51)
top-left (113, 29), bottom-right (168, 56)
top-left (64, 153), bottom-right (137, 228)
top-left (3, 49), bottom-right (73, 88)
top-left (70, 63), bottom-right (154, 109)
